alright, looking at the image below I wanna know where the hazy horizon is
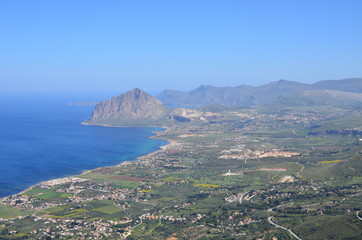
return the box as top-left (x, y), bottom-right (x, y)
top-left (2, 77), bottom-right (361, 96)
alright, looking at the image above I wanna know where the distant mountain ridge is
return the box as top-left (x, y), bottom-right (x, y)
top-left (275, 89), bottom-right (362, 107)
top-left (157, 78), bottom-right (362, 107)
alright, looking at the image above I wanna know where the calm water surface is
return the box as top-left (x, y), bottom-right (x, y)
top-left (0, 92), bottom-right (166, 197)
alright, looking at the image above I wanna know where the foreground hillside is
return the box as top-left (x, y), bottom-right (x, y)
top-left (1, 101), bottom-right (362, 239)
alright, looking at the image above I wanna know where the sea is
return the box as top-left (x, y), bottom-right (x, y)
top-left (0, 91), bottom-right (167, 198)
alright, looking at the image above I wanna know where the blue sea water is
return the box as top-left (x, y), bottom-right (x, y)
top-left (0, 92), bottom-right (167, 198)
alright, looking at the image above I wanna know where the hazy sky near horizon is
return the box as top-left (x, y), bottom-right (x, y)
top-left (1, 0), bottom-right (362, 92)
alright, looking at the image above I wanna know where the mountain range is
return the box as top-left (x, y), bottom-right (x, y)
top-left (157, 78), bottom-right (362, 107)
top-left (84, 78), bottom-right (362, 126)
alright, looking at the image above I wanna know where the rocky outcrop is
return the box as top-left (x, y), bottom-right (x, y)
top-left (84, 88), bottom-right (169, 126)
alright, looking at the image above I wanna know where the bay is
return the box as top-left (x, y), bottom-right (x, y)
top-left (0, 92), bottom-right (167, 197)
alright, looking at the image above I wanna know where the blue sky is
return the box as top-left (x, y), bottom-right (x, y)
top-left (1, 0), bottom-right (361, 92)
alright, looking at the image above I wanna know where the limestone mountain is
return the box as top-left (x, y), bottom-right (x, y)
top-left (84, 88), bottom-right (169, 126)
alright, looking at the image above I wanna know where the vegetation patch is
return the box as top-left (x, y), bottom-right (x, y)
top-left (109, 180), bottom-right (140, 188)
top-left (23, 187), bottom-right (59, 197)
top-left (162, 177), bottom-right (182, 182)
top-left (319, 160), bottom-right (342, 164)
top-left (193, 183), bottom-right (221, 188)
top-left (0, 204), bottom-right (23, 219)
top-left (93, 205), bottom-right (120, 214)
top-left (36, 192), bottom-right (72, 199)
top-left (140, 189), bottom-right (153, 193)
top-left (110, 176), bottom-right (145, 182)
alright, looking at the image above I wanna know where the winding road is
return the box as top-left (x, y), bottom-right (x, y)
top-left (357, 211), bottom-right (362, 221)
top-left (267, 217), bottom-right (303, 240)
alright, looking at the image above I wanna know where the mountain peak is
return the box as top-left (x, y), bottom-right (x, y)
top-left (86, 88), bottom-right (168, 126)
top-left (128, 87), bottom-right (143, 94)
top-left (277, 79), bottom-right (291, 84)
top-left (123, 88), bottom-right (154, 101)
top-left (274, 79), bottom-right (305, 86)
top-left (194, 85), bottom-right (211, 91)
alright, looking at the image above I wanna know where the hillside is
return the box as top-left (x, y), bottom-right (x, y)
top-left (274, 89), bottom-right (362, 107)
top-left (313, 78), bottom-right (362, 93)
top-left (158, 78), bottom-right (362, 107)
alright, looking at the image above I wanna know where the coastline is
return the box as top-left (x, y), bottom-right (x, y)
top-left (1, 126), bottom-right (171, 200)
top-left (81, 121), bottom-right (165, 128)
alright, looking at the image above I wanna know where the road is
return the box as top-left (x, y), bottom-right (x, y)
top-left (296, 151), bottom-right (310, 178)
top-left (267, 216), bottom-right (303, 240)
top-left (357, 211), bottom-right (362, 221)
top-left (114, 202), bottom-right (131, 218)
